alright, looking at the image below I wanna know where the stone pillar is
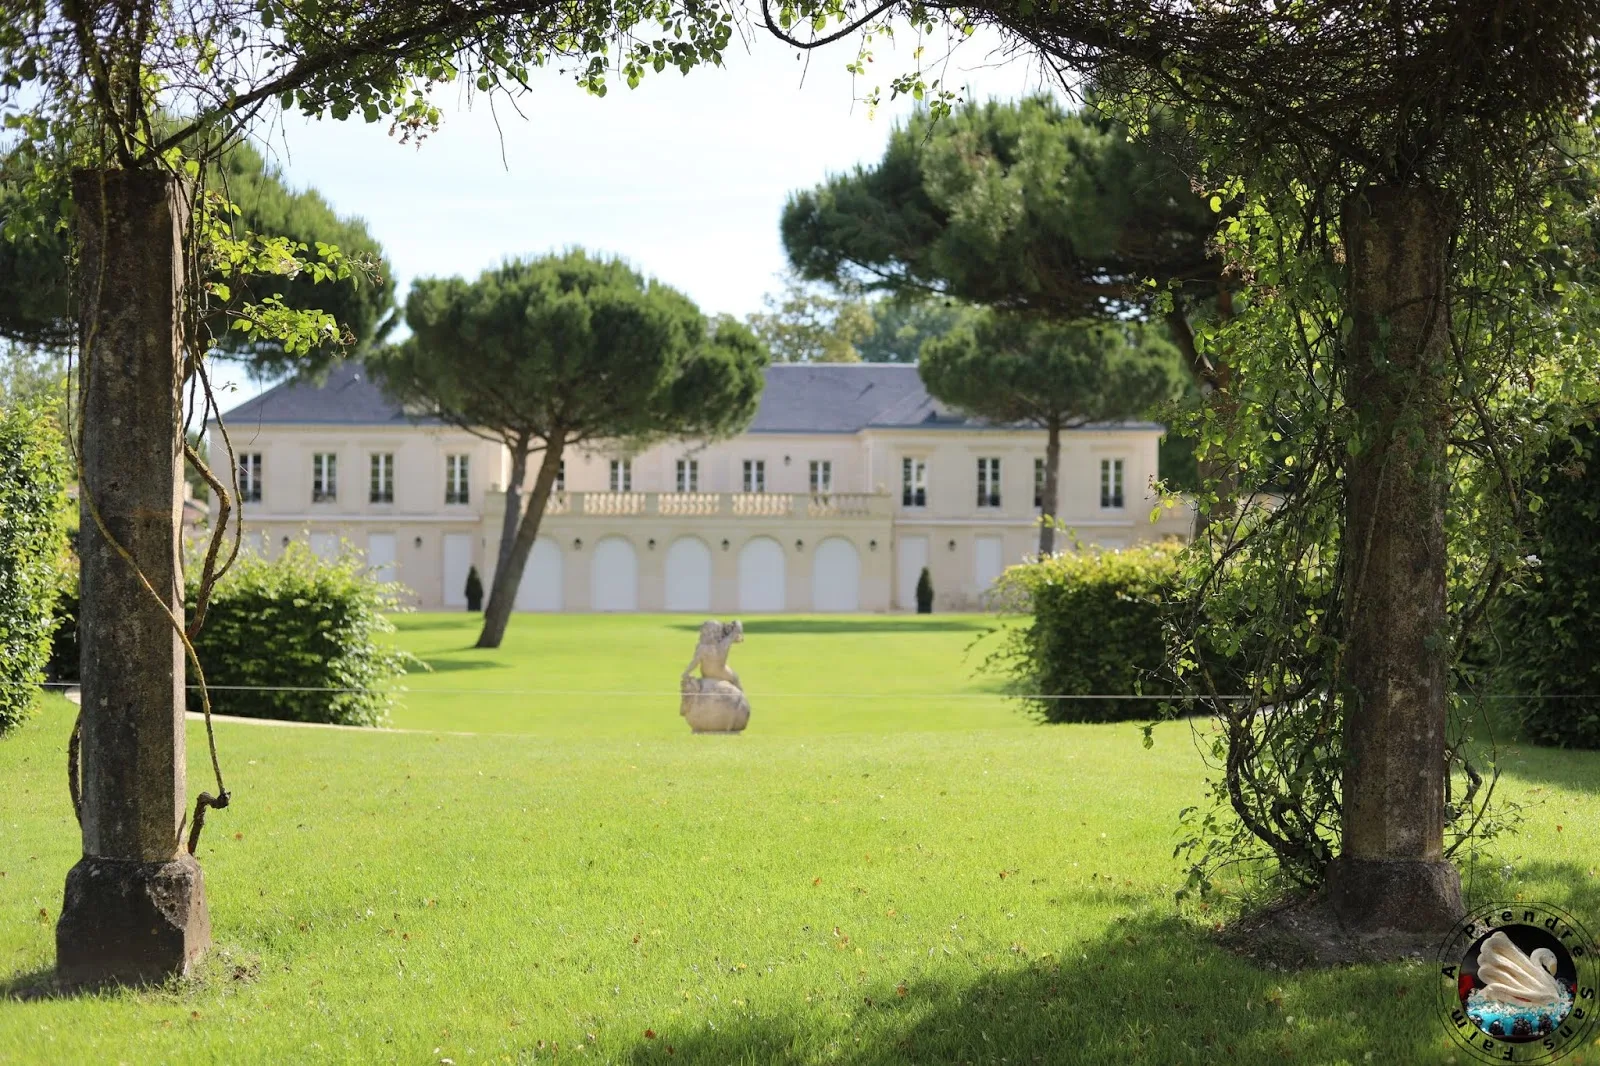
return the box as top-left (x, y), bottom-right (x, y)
top-left (1327, 184), bottom-right (1463, 934)
top-left (56, 169), bottom-right (211, 984)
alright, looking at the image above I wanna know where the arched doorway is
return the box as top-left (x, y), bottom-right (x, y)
top-left (515, 537), bottom-right (564, 611)
top-left (591, 537), bottom-right (638, 611)
top-left (811, 537), bottom-right (860, 612)
top-left (737, 536), bottom-right (785, 612)
top-left (665, 537), bottom-right (712, 612)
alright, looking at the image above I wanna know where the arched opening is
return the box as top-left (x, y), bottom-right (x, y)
top-left (590, 536), bottom-right (638, 611)
top-left (515, 537), bottom-right (564, 611)
top-left (665, 537), bottom-right (712, 612)
top-left (737, 536), bottom-right (786, 612)
top-left (811, 537), bottom-right (861, 612)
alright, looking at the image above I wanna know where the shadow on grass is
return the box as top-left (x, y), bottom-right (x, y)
top-left (668, 619), bottom-right (999, 636)
top-left (621, 913), bottom-right (1452, 1065)
top-left (1495, 741), bottom-right (1600, 793)
top-left (410, 656), bottom-right (499, 674)
top-left (0, 966), bottom-right (103, 1003)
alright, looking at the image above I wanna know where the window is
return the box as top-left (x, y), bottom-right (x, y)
top-left (1034, 458), bottom-right (1046, 509)
top-left (445, 454), bottom-right (470, 504)
top-left (809, 459), bottom-right (832, 494)
top-left (312, 453), bottom-right (337, 502)
top-left (976, 457), bottom-right (1001, 508)
top-left (609, 458), bottom-right (632, 492)
top-left (676, 457), bottom-right (699, 492)
top-left (238, 453), bottom-right (262, 503)
top-left (369, 453), bottom-right (394, 503)
top-left (555, 460), bottom-right (566, 492)
top-left (1100, 457), bottom-right (1125, 509)
top-left (901, 457), bottom-right (927, 508)
top-left (742, 459), bottom-right (766, 493)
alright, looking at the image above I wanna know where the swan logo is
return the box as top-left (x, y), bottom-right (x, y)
top-left (1437, 902), bottom-right (1598, 1063)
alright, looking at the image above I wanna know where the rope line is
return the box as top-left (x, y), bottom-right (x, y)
top-left (30, 681), bottom-right (1600, 701)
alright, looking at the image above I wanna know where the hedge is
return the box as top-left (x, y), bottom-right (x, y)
top-left (185, 541), bottom-right (420, 726)
top-left (986, 542), bottom-right (1184, 723)
top-left (1497, 417), bottom-right (1600, 748)
top-left (0, 399), bottom-right (71, 735)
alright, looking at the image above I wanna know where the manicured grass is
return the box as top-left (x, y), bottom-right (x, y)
top-left (385, 613), bottom-right (1023, 736)
top-left (1, 614), bottom-right (1598, 1065)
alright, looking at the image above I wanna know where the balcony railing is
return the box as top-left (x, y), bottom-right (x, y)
top-left (520, 491), bottom-right (889, 519)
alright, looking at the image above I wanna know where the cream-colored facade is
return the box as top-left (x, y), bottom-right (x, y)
top-left (212, 362), bottom-right (1191, 612)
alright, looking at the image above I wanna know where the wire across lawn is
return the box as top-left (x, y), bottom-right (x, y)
top-left (1, 613), bottom-right (1596, 1065)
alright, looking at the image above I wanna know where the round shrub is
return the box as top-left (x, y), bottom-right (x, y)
top-left (986, 542), bottom-right (1183, 723)
top-left (0, 399), bottom-right (71, 735)
top-left (186, 541), bottom-right (420, 726)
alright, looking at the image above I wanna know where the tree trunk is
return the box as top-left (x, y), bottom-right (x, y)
top-left (1327, 184), bottom-right (1463, 934)
top-left (55, 170), bottom-right (211, 984)
top-left (477, 438), bottom-right (565, 648)
top-left (494, 440), bottom-right (530, 581)
top-left (1038, 419), bottom-right (1062, 555)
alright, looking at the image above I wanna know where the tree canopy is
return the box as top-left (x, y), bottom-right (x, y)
top-left (921, 313), bottom-right (1182, 553)
top-left (782, 96), bottom-right (1218, 330)
top-left (371, 249), bottom-right (767, 648)
top-left (744, 274), bottom-right (875, 362)
top-left (0, 140), bottom-right (393, 373)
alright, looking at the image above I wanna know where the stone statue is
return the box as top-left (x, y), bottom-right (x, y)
top-left (680, 620), bottom-right (750, 733)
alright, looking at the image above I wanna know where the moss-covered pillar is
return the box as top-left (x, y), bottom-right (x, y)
top-left (55, 169), bottom-right (211, 984)
top-left (1327, 184), bottom-right (1463, 934)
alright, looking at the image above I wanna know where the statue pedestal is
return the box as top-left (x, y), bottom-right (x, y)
top-left (680, 678), bottom-right (750, 734)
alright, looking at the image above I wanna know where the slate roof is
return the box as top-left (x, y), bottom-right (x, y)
top-left (217, 360), bottom-right (1161, 434)
top-left (215, 361), bottom-right (432, 427)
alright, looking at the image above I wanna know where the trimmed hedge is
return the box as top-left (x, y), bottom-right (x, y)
top-left (986, 543), bottom-right (1183, 723)
top-left (1497, 418), bottom-right (1600, 748)
top-left (186, 541), bottom-right (419, 726)
top-left (0, 400), bottom-right (71, 735)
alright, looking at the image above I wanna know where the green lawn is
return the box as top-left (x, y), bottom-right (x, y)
top-left (2, 613), bottom-right (1598, 1065)
top-left (384, 614), bottom-right (1020, 736)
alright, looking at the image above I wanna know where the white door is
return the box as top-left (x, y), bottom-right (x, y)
top-left (664, 537), bottom-right (712, 612)
top-left (811, 537), bottom-right (861, 612)
top-left (975, 535), bottom-right (1005, 599)
top-left (515, 538), bottom-right (564, 611)
top-left (591, 537), bottom-right (638, 611)
top-left (443, 532), bottom-right (472, 607)
top-left (738, 537), bottom-right (786, 612)
top-left (366, 533), bottom-right (397, 586)
top-left (309, 531), bottom-right (339, 561)
top-left (898, 535), bottom-right (929, 610)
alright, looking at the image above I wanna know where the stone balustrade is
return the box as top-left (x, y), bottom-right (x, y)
top-left (510, 490), bottom-right (891, 519)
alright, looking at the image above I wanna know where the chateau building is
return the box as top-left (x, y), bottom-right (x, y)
top-left (211, 361), bottom-right (1191, 612)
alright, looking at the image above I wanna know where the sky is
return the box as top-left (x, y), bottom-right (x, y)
top-left (209, 24), bottom-right (1058, 404)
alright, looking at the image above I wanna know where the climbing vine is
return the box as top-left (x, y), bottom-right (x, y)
top-left (1160, 127), bottom-right (1600, 899)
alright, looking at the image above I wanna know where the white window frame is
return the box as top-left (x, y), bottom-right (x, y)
top-left (312, 452), bottom-right (337, 503)
top-left (238, 452), bottom-right (262, 503)
top-left (370, 452), bottom-right (394, 504)
top-left (555, 459), bottom-right (566, 492)
top-left (609, 458), bottom-right (632, 492)
top-left (742, 459), bottom-right (766, 493)
top-left (901, 456), bottom-right (927, 508)
top-left (809, 459), bottom-right (832, 494)
top-left (1099, 457), bottom-right (1126, 510)
top-left (676, 457), bottom-right (699, 492)
top-left (976, 457), bottom-right (1001, 509)
top-left (445, 454), bottom-right (470, 505)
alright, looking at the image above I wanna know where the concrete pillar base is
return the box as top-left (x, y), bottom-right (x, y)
top-left (1328, 856), bottom-right (1462, 934)
top-left (56, 854), bottom-right (210, 985)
